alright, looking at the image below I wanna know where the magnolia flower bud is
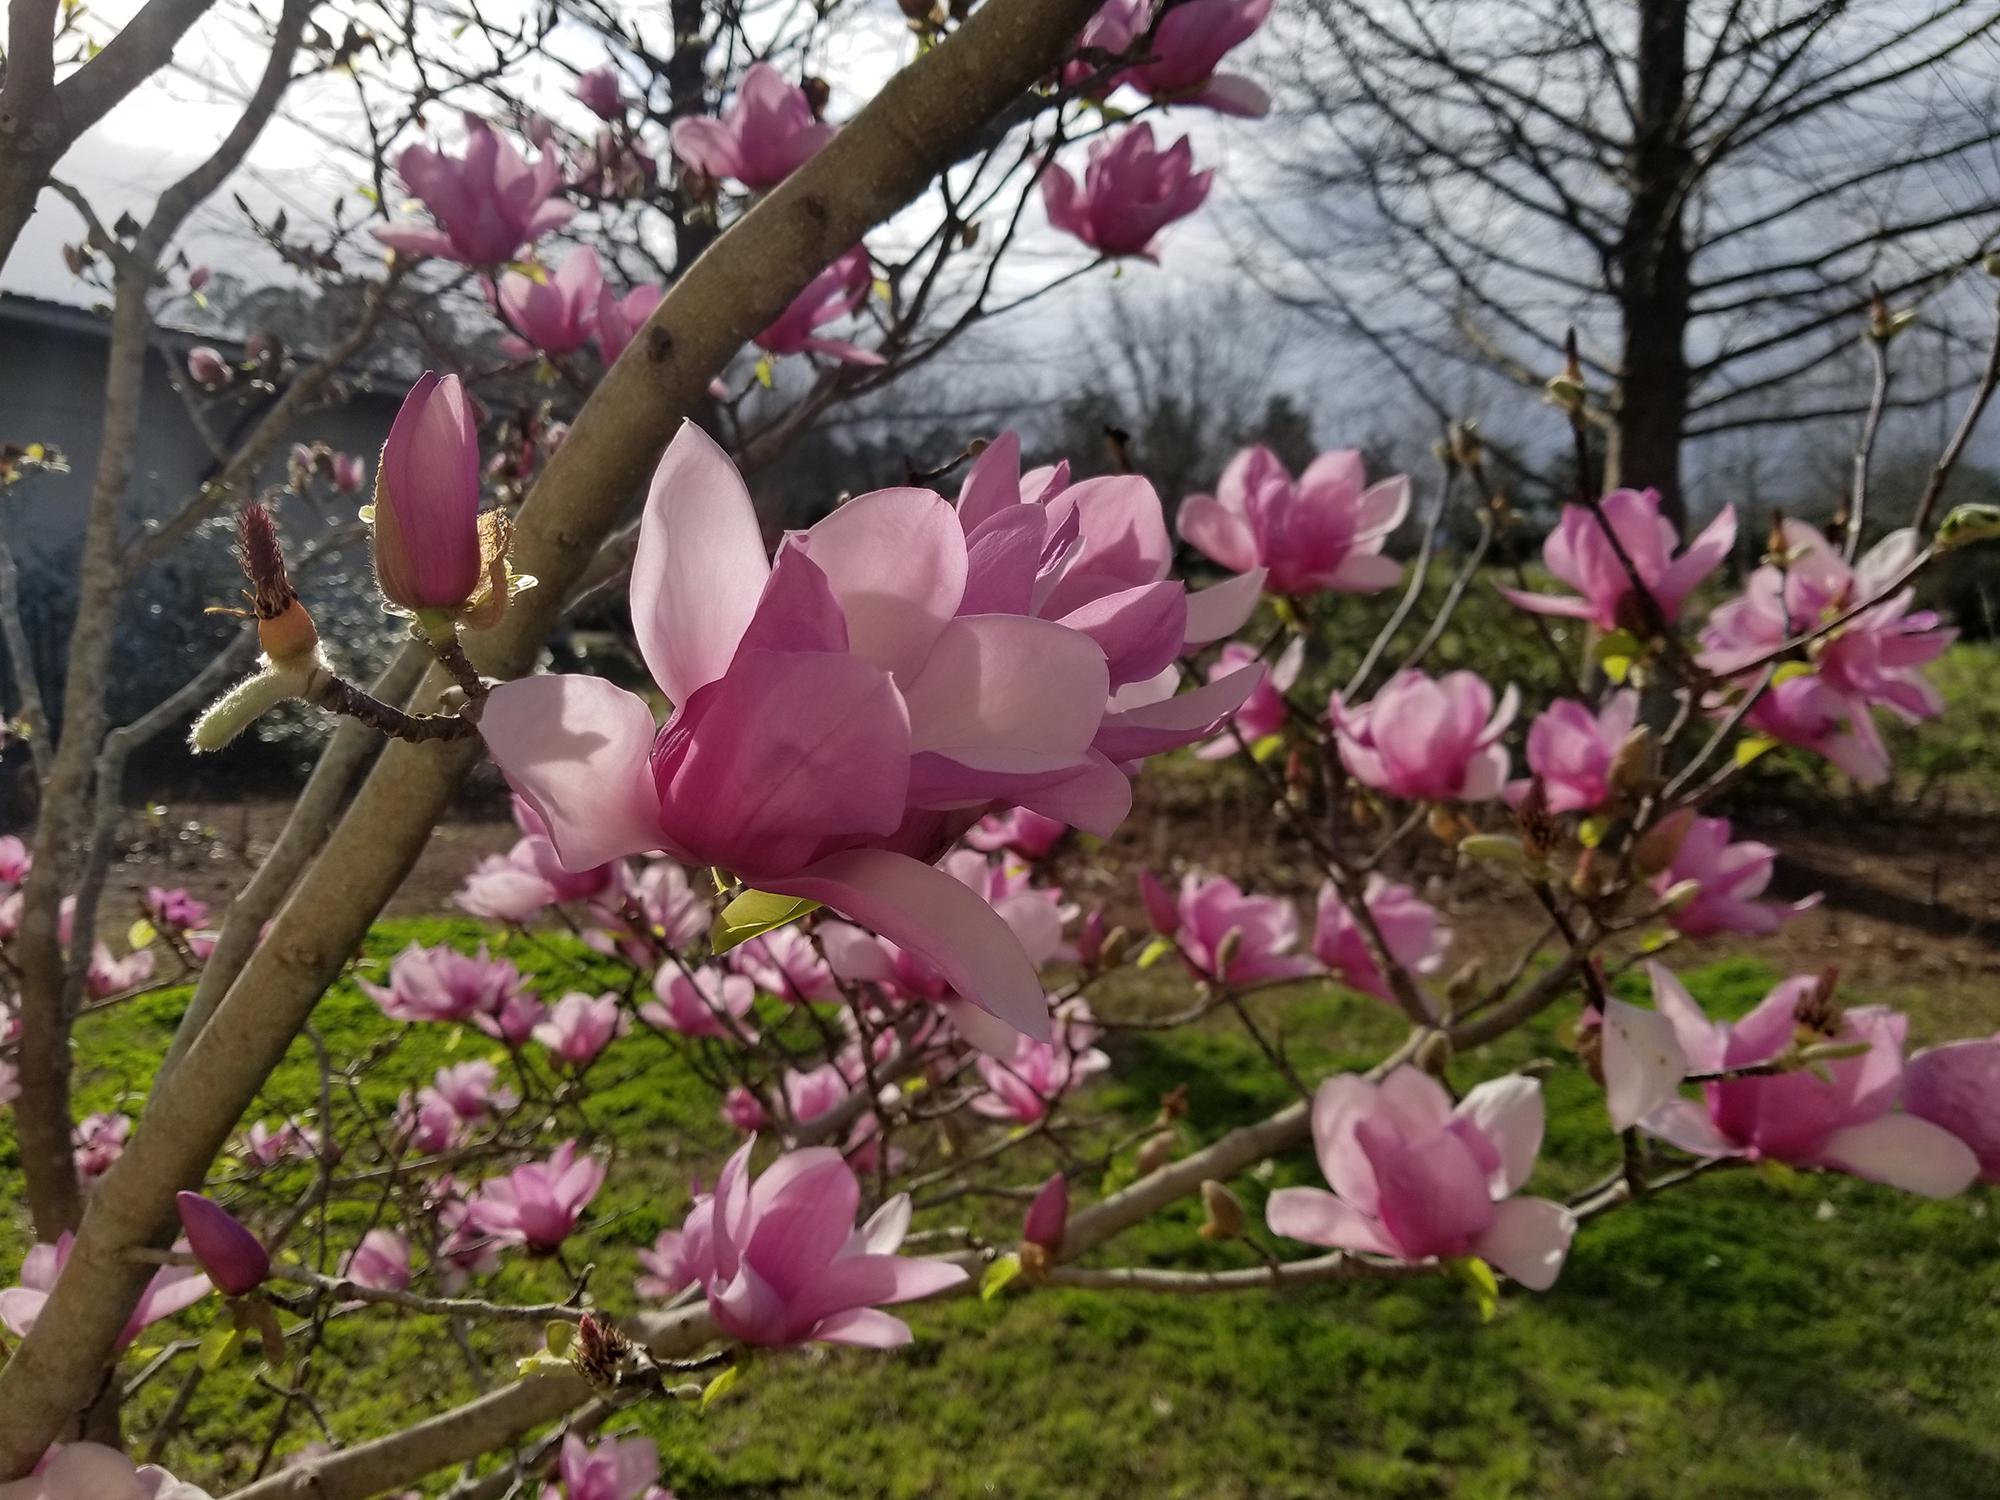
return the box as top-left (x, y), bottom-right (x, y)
top-left (1158, 1083), bottom-right (1190, 1123)
top-left (373, 372), bottom-right (483, 612)
top-left (1075, 910), bottom-right (1107, 968)
top-left (1022, 1172), bottom-right (1068, 1255)
top-left (188, 265), bottom-right (213, 292)
top-left (1135, 1131), bottom-right (1176, 1176)
top-left (330, 452), bottom-right (366, 494)
top-left (1196, 1180), bottom-right (1245, 1241)
top-left (176, 1190), bottom-right (271, 1296)
top-left (1608, 725), bottom-right (1657, 797)
top-left (1414, 1029), bottom-right (1454, 1076)
top-left (1095, 924), bottom-right (1132, 972)
top-left (1632, 807), bottom-right (1695, 877)
top-left (187, 346), bottom-right (232, 388)
top-left (1138, 869), bottom-right (1180, 936)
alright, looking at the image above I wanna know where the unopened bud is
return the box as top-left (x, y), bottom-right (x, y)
top-left (187, 346), bottom-right (232, 389)
top-left (1414, 1030), bottom-right (1454, 1076)
top-left (1866, 287), bottom-right (1917, 343)
top-left (1447, 420), bottom-right (1483, 470)
top-left (1514, 778), bottom-right (1558, 869)
top-left (1608, 726), bottom-right (1657, 797)
top-left (176, 1191), bottom-right (270, 1297)
top-left (1459, 833), bottom-right (1526, 867)
top-left (1095, 924), bottom-right (1132, 972)
top-left (1443, 960), bottom-right (1483, 1004)
top-left (1984, 249), bottom-right (2000, 279)
top-left (1632, 807), bottom-right (1695, 877)
top-left (801, 76), bottom-right (831, 119)
top-left (1196, 1180), bottom-right (1246, 1241)
top-left (1935, 502), bottom-right (2000, 552)
top-left (1658, 877), bottom-right (1703, 914)
top-left (1573, 1007), bottom-right (1605, 1086)
top-left (1158, 1084), bottom-right (1190, 1123)
top-left (1022, 1173), bottom-right (1068, 1255)
top-left (1135, 1131), bottom-right (1176, 1176)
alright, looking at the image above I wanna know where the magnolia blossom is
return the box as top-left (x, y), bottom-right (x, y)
top-left (754, 247), bottom-right (882, 367)
top-left (143, 886), bottom-right (209, 931)
top-left (72, 1111), bottom-right (131, 1186)
top-left (1067, 0), bottom-right (1273, 115)
top-left (426, 1060), bottom-right (517, 1120)
top-left (1196, 638), bottom-right (1304, 759)
top-left (1631, 967), bottom-right (1978, 1197)
top-left (344, 1229), bottom-right (413, 1291)
top-left (86, 943), bottom-right (155, 1000)
top-left (1508, 690), bottom-right (1640, 814)
top-left (186, 346), bottom-right (231, 388)
top-left (1311, 877), bottom-right (1449, 1008)
top-left (469, 1140), bottom-right (606, 1250)
top-left (966, 808), bottom-right (1069, 860)
top-left (730, 923), bottom-right (840, 1003)
top-left (671, 1139), bottom-right (967, 1346)
top-left (784, 1062), bottom-right (851, 1124)
top-left (1902, 1037), bottom-right (2000, 1183)
top-left (1022, 1173), bottom-right (1069, 1253)
top-left (2, 1233), bottom-right (210, 1348)
top-left (0, 835), bottom-right (30, 885)
top-left (372, 113), bottom-right (575, 265)
top-left (398, 1090), bottom-right (462, 1155)
top-left (1650, 813), bottom-right (1819, 939)
top-left (1266, 1069), bottom-right (1576, 1289)
top-left (0, 1443), bottom-right (214, 1500)
top-left (1180, 447), bottom-right (1408, 597)
top-left (533, 991), bottom-right (628, 1066)
top-left (642, 964), bottom-right (758, 1040)
top-left (721, 1084), bottom-right (771, 1132)
top-left (360, 941), bottom-right (528, 1024)
top-left (1502, 489), bottom-right (1735, 632)
top-left (239, 1119), bottom-right (318, 1167)
top-left (481, 424), bottom-right (1256, 1048)
top-left (595, 283), bottom-right (665, 363)
top-left (1733, 672), bottom-right (1892, 787)
top-left (373, 372), bottom-right (483, 613)
top-left (540, 1433), bottom-right (667, 1500)
top-left (574, 65), bottom-right (633, 120)
top-left (973, 1029), bottom-right (1111, 1122)
top-left (479, 991), bottom-right (548, 1047)
top-left (496, 247), bottom-right (604, 358)
top-left (1151, 871), bottom-right (1316, 986)
top-left (1043, 124), bottom-right (1211, 260)
top-left (636, 1227), bottom-right (700, 1299)
top-left (1330, 670), bottom-right (1516, 802)
top-left (330, 452), bottom-right (367, 493)
top-left (670, 62), bottom-right (835, 189)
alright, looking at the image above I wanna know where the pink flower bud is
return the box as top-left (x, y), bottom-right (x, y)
top-left (176, 1191), bottom-right (271, 1297)
top-left (575, 64), bottom-right (632, 120)
top-left (187, 346), bottom-right (232, 388)
top-left (1138, 869), bottom-right (1180, 936)
top-left (188, 265), bottom-right (213, 291)
top-left (373, 372), bottom-right (483, 611)
top-left (1022, 1172), bottom-right (1068, 1252)
top-left (330, 452), bottom-right (366, 493)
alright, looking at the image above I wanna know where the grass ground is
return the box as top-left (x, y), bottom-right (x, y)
top-left (4, 923), bottom-right (1997, 1499)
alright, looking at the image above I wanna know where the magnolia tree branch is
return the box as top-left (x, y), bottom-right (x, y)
top-left (0, 0), bottom-right (1118, 1469)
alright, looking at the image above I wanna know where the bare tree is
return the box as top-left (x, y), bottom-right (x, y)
top-left (1259, 0), bottom-right (2000, 523)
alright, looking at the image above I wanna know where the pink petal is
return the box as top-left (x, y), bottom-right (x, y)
top-left (812, 1306), bottom-right (914, 1347)
top-left (1452, 1076), bottom-right (1544, 1197)
top-left (632, 423), bottom-right (772, 704)
top-left (900, 616), bottom-right (1108, 759)
top-left (768, 849), bottom-right (1051, 1042)
top-left (1176, 495), bottom-right (1260, 574)
top-left (1183, 567), bottom-right (1266, 645)
top-left (1264, 1186), bottom-right (1394, 1254)
top-left (1093, 664), bottom-right (1262, 762)
top-left (1815, 1115), bottom-right (1978, 1198)
top-left (481, 676), bottom-right (664, 870)
top-left (1472, 1196), bottom-right (1575, 1291)
top-left (1601, 997), bottom-right (1690, 1132)
top-left (801, 488), bottom-right (967, 681)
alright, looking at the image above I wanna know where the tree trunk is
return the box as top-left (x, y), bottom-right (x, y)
top-left (1611, 0), bottom-right (1695, 532)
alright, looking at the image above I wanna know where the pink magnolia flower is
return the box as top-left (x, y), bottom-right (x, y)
top-left (330, 452), bottom-right (367, 493)
top-left (973, 1030), bottom-right (1111, 1122)
top-left (1266, 1069), bottom-right (1576, 1289)
top-left (1067, 0), bottom-right (1273, 116)
top-left (1160, 872), bottom-right (1316, 986)
top-left (532, 991), bottom-right (628, 1067)
top-left (966, 808), bottom-right (1069, 860)
top-left (670, 63), bottom-right (836, 190)
top-left (0, 1442), bottom-right (214, 1500)
top-left (398, 1090), bottom-right (463, 1154)
top-left (540, 1433), bottom-right (663, 1500)
top-left (571, 128), bottom-right (658, 199)
top-left (373, 372), bottom-right (483, 612)
top-left (1501, 488), bottom-right (1736, 633)
top-left (637, 1225), bottom-right (701, 1299)
top-left (1311, 876), bottom-right (1449, 1008)
top-left (2, 1233), bottom-right (210, 1349)
top-left (783, 1062), bottom-right (851, 1125)
top-left (642, 965), bottom-right (757, 1041)
top-left (1506, 689), bottom-right (1639, 814)
top-left (482, 425), bottom-right (1255, 1047)
top-left (73, 1111), bottom-right (131, 1186)
top-left (585, 857), bottom-right (707, 964)
top-left (721, 1085), bottom-right (770, 1133)
top-left (1022, 1173), bottom-right (1068, 1252)
top-left (1330, 669), bottom-right (1516, 802)
top-left (595, 282), bottom-right (665, 364)
top-left (1636, 967), bottom-right (1978, 1197)
top-left (86, 943), bottom-right (155, 999)
top-left (1902, 1036), bottom-right (2000, 1183)
top-left (1041, 123), bottom-right (1211, 260)
top-left (239, 1119), bottom-right (317, 1167)
top-left (359, 941), bottom-right (528, 1024)
top-left (753, 247), bottom-right (882, 367)
top-left (343, 1229), bottom-right (412, 1291)
top-left (143, 886), bottom-right (209, 931)
top-left (1195, 638), bottom-right (1304, 759)
top-left (496, 247), bottom-right (604, 358)
top-left (428, 1059), bottom-right (518, 1120)
top-left (478, 991), bottom-right (548, 1047)
top-left (1732, 671), bottom-right (1892, 787)
top-left (186, 346), bottom-right (231, 388)
top-left (731, 923), bottom-right (840, 1003)
top-left (0, 834), bottom-right (31, 886)
top-left (1180, 447), bottom-right (1408, 597)
top-left (575, 65), bottom-right (633, 121)
top-left (176, 1192), bottom-right (270, 1297)
top-left (1701, 524), bottom-right (1952, 713)
top-left (372, 113), bottom-right (575, 265)
top-left (674, 1139), bottom-right (967, 1346)
top-left (469, 1140), bottom-right (606, 1250)
top-left (1650, 813), bottom-right (1819, 939)
top-left (457, 851), bottom-right (561, 924)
